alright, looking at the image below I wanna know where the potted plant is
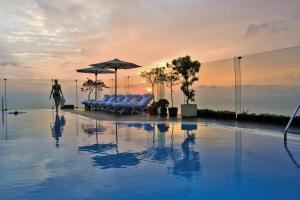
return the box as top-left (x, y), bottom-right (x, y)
top-left (141, 67), bottom-right (165, 115)
top-left (81, 78), bottom-right (108, 101)
top-left (172, 55), bottom-right (201, 117)
top-left (156, 99), bottom-right (169, 117)
top-left (163, 63), bottom-right (180, 117)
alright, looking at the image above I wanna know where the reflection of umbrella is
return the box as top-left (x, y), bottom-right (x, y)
top-left (92, 152), bottom-right (141, 169)
top-left (90, 59), bottom-right (142, 102)
top-left (76, 66), bottom-right (114, 100)
top-left (79, 143), bottom-right (117, 154)
top-left (81, 120), bottom-right (107, 144)
top-left (81, 123), bottom-right (106, 135)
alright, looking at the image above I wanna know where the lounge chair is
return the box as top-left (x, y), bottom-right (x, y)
top-left (112, 95), bottom-right (142, 112)
top-left (102, 95), bottom-right (125, 111)
top-left (94, 95), bottom-right (116, 110)
top-left (116, 94), bottom-right (153, 114)
top-left (82, 95), bottom-right (112, 110)
top-left (105, 94), bottom-right (133, 112)
top-left (89, 95), bottom-right (111, 110)
top-left (82, 99), bottom-right (97, 110)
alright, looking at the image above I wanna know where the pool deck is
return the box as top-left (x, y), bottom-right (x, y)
top-left (67, 109), bottom-right (299, 134)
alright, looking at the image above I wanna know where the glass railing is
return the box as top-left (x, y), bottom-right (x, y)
top-left (0, 45), bottom-right (299, 116)
top-left (241, 46), bottom-right (300, 115)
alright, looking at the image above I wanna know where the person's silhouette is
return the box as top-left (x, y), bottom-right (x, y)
top-left (49, 79), bottom-right (64, 112)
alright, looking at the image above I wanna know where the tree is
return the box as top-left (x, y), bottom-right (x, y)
top-left (80, 78), bottom-right (108, 100)
top-left (163, 63), bottom-right (180, 107)
top-left (141, 67), bottom-right (165, 100)
top-left (172, 55), bottom-right (201, 104)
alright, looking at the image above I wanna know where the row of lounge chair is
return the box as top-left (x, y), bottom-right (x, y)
top-left (82, 94), bottom-right (153, 114)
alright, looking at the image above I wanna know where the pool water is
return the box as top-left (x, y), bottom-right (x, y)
top-left (1, 110), bottom-right (300, 200)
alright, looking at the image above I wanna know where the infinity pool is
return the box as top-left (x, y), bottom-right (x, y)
top-left (1, 110), bottom-right (300, 200)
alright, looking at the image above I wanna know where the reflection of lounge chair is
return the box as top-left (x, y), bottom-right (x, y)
top-left (115, 94), bottom-right (153, 114)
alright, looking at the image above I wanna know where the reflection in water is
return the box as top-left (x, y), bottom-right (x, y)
top-left (173, 124), bottom-right (201, 178)
top-left (235, 128), bottom-right (243, 181)
top-left (143, 123), bottom-right (175, 162)
top-left (5, 112), bottom-right (7, 141)
top-left (78, 122), bottom-right (201, 178)
top-left (81, 120), bottom-right (106, 136)
top-left (284, 138), bottom-right (300, 169)
top-left (1, 111), bottom-right (4, 128)
top-left (81, 120), bottom-right (106, 144)
top-left (2, 111), bottom-right (8, 141)
top-left (50, 113), bottom-right (66, 148)
top-left (79, 143), bottom-right (117, 154)
top-left (92, 152), bottom-right (141, 169)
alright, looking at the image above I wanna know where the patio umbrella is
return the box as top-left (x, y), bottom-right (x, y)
top-left (90, 59), bottom-right (142, 102)
top-left (76, 66), bottom-right (114, 100)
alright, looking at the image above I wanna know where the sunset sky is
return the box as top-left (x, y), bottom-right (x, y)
top-left (0, 0), bottom-right (300, 83)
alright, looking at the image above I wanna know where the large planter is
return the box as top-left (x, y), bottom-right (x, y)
top-left (168, 107), bottom-right (178, 118)
top-left (160, 107), bottom-right (168, 117)
top-left (148, 102), bottom-right (158, 115)
top-left (181, 104), bottom-right (197, 118)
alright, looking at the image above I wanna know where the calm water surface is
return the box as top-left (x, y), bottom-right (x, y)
top-left (0, 110), bottom-right (300, 200)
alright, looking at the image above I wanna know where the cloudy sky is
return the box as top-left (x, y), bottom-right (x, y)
top-left (0, 0), bottom-right (300, 80)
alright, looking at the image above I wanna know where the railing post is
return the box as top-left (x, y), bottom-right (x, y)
top-left (75, 80), bottom-right (78, 108)
top-left (234, 57), bottom-right (242, 120)
top-left (284, 105), bottom-right (300, 135)
top-left (4, 78), bottom-right (7, 111)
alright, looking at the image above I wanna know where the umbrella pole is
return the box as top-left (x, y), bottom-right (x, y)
top-left (95, 73), bottom-right (97, 100)
top-left (115, 123), bottom-right (118, 154)
top-left (115, 68), bottom-right (117, 102)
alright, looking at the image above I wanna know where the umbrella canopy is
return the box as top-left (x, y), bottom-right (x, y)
top-left (76, 66), bottom-right (114, 100)
top-left (76, 67), bottom-right (114, 74)
top-left (90, 59), bottom-right (142, 101)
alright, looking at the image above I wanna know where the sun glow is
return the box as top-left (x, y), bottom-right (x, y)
top-left (146, 87), bottom-right (152, 93)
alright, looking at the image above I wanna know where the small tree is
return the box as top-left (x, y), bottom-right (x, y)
top-left (141, 67), bottom-right (165, 100)
top-left (80, 78), bottom-right (108, 100)
top-left (163, 63), bottom-right (180, 107)
top-left (172, 55), bottom-right (201, 104)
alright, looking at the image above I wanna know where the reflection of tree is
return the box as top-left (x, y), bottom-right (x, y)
top-left (142, 123), bottom-right (176, 162)
top-left (78, 122), bottom-right (201, 178)
top-left (172, 133), bottom-right (201, 178)
top-left (50, 114), bottom-right (66, 148)
top-left (143, 123), bottom-right (201, 179)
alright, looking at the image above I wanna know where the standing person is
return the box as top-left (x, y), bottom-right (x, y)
top-left (49, 79), bottom-right (64, 112)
